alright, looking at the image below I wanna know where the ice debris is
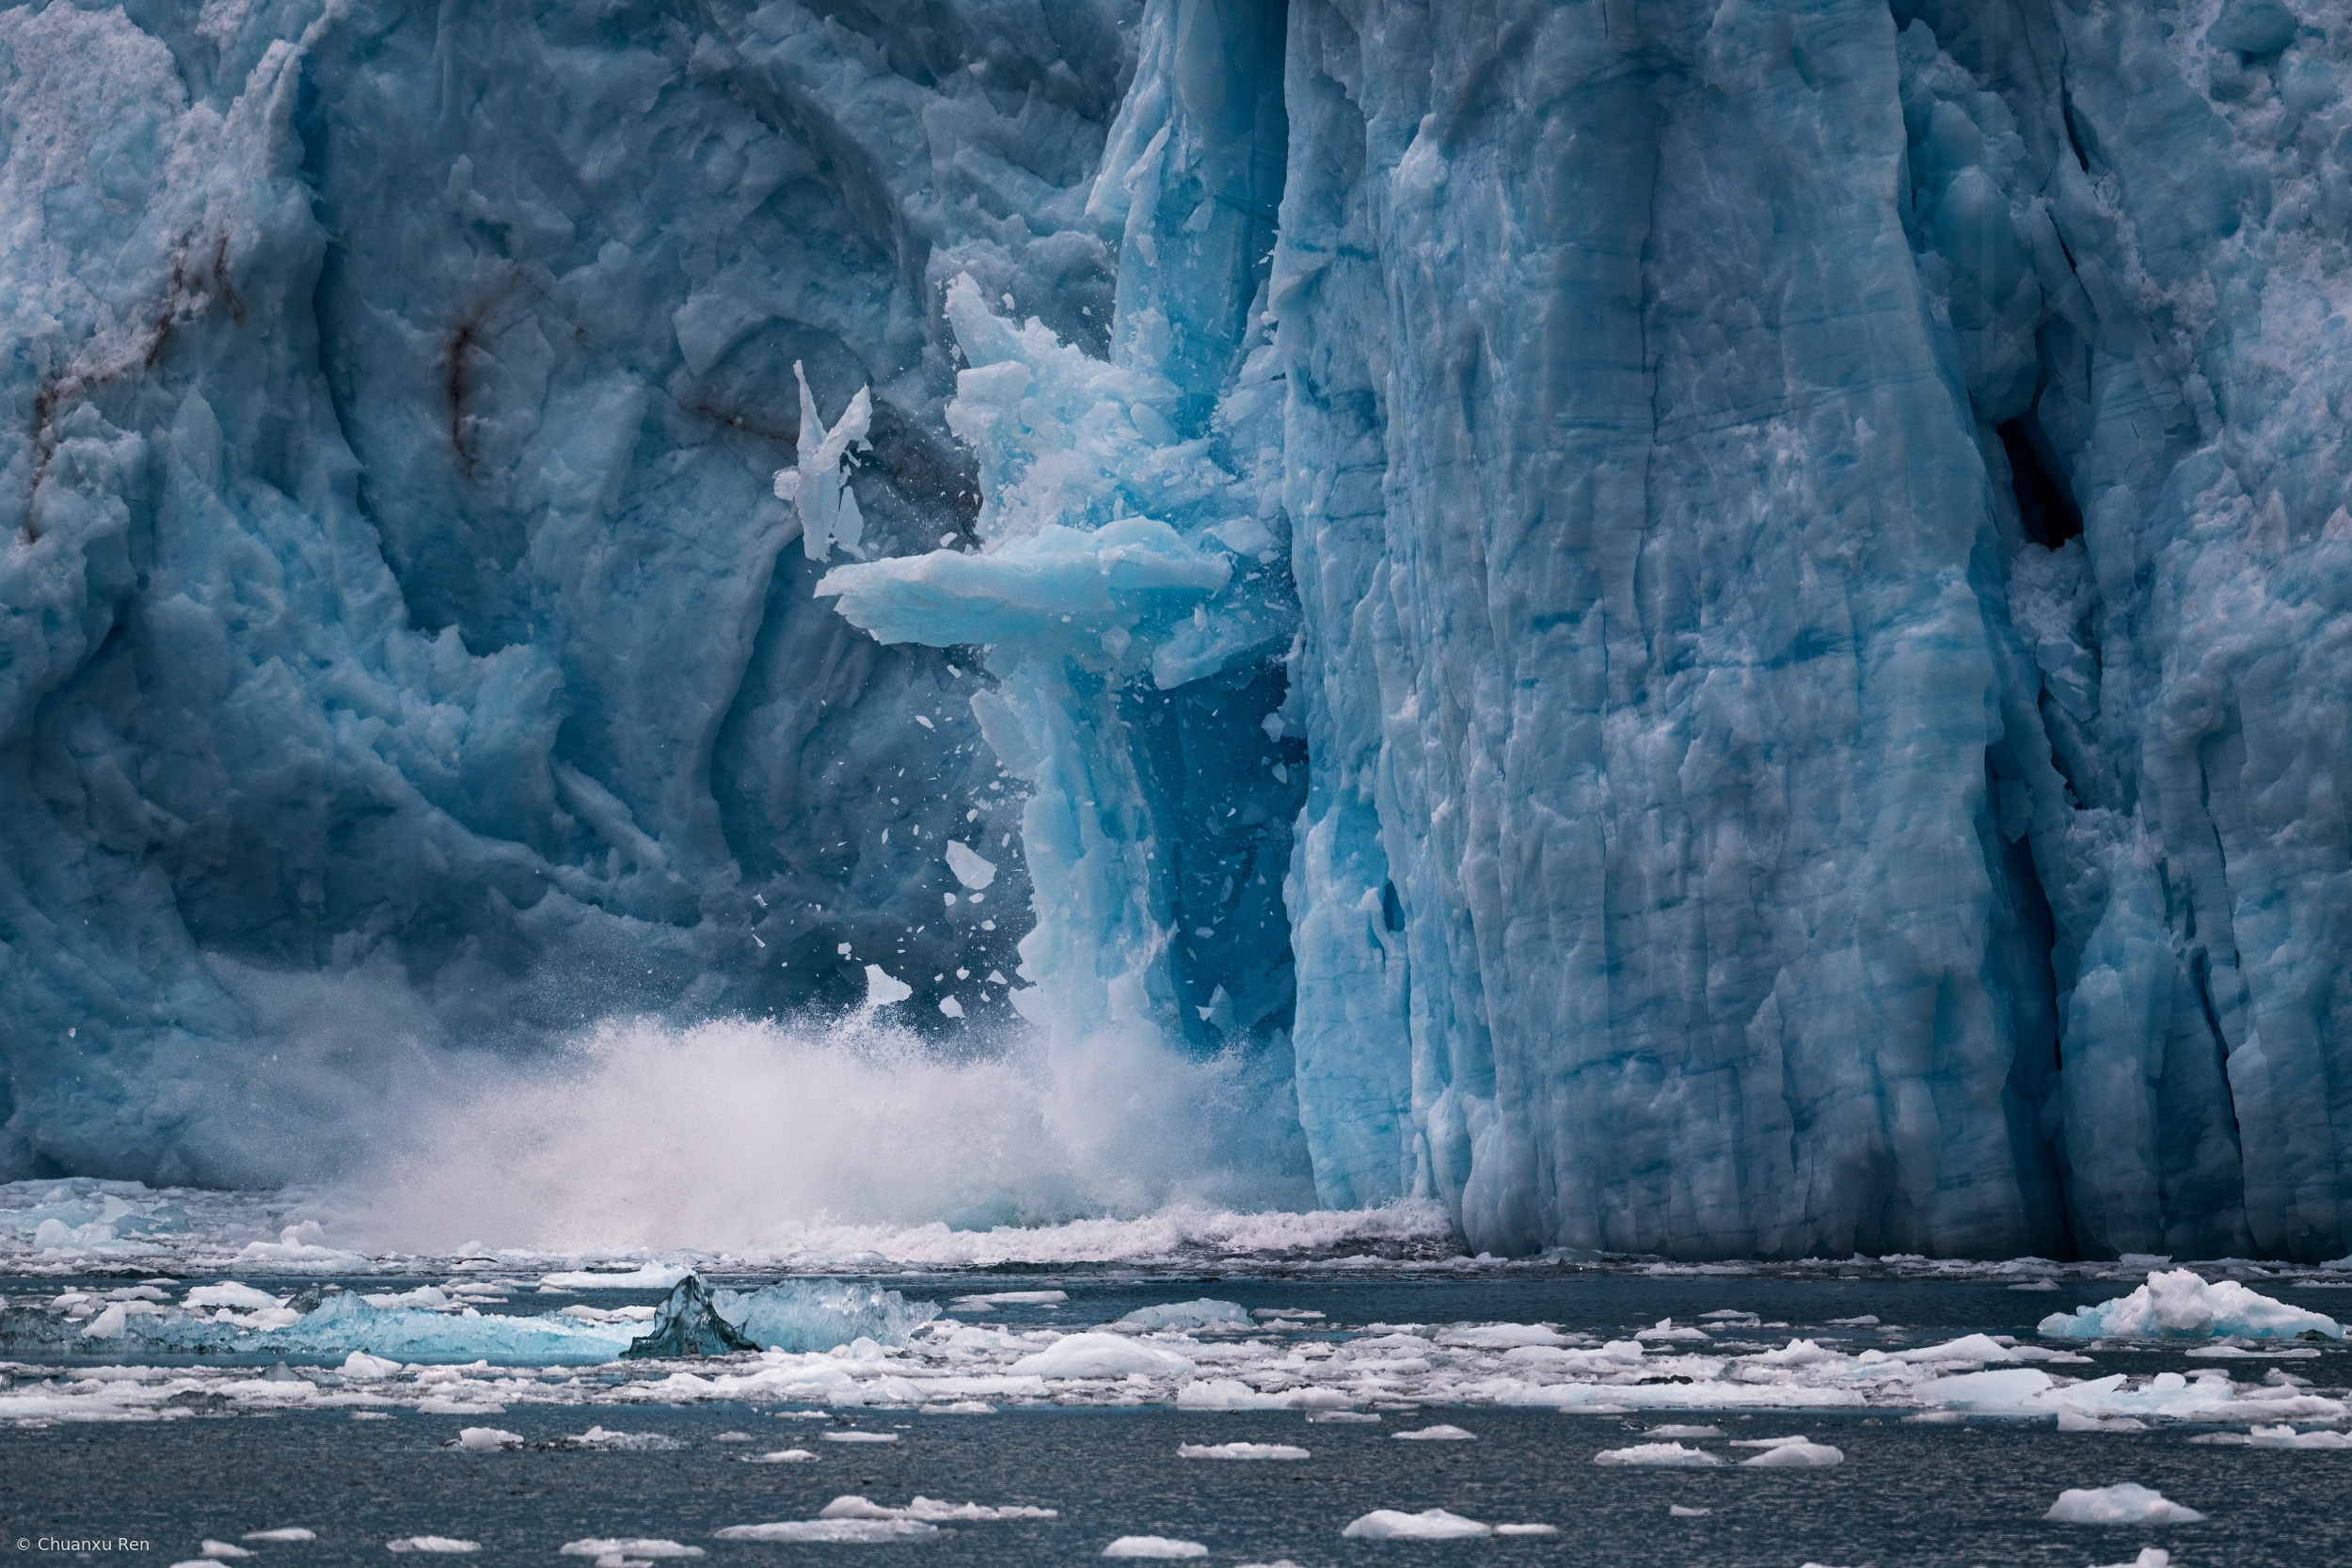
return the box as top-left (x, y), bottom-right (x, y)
top-left (454, 1427), bottom-right (523, 1450)
top-left (558, 1543), bottom-right (702, 1560)
top-left (2040, 1272), bottom-right (2342, 1341)
top-left (1113, 1300), bottom-right (1251, 1332)
top-left (818, 1497), bottom-right (1056, 1523)
top-left (240, 1532), bottom-right (314, 1544)
top-left (1100, 1540), bottom-right (1208, 1559)
top-left (384, 1541), bottom-right (481, 1555)
top-left (1595, 1442), bottom-right (1724, 1467)
top-left (1177, 1443), bottom-right (1310, 1460)
top-left (2043, 1484), bottom-right (2207, 1525)
top-left (1010, 1333), bottom-right (1195, 1379)
top-left (623, 1277), bottom-right (759, 1359)
top-left (1340, 1511), bottom-right (1495, 1541)
top-left (1391, 1424), bottom-right (1475, 1441)
top-left (713, 1521), bottom-right (937, 1544)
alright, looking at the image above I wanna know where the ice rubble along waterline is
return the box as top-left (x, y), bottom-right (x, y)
top-left (6, 0), bottom-right (2352, 1261)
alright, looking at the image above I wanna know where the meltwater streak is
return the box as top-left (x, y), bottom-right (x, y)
top-left (326, 1004), bottom-right (1322, 1257)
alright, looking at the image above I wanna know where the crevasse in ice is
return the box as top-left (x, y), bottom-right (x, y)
top-left (6, 0), bottom-right (2352, 1261)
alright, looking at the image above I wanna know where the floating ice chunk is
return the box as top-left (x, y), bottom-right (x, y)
top-left (341, 1352), bottom-right (401, 1379)
top-left (1251, 1309), bottom-right (1324, 1322)
top-left (559, 1542), bottom-right (703, 1560)
top-left (1101, 1539), bottom-right (1209, 1559)
top-left (1391, 1424), bottom-right (1475, 1441)
top-left (945, 842), bottom-right (997, 891)
top-left (1647, 1426), bottom-right (1724, 1438)
top-left (2089, 1553), bottom-right (2169, 1568)
top-left (1177, 1443), bottom-right (1310, 1460)
top-left (821, 1431), bottom-right (898, 1444)
top-left (2040, 1271), bottom-right (2343, 1341)
top-left (235, 1226), bottom-right (367, 1270)
top-left (364, 1288), bottom-right (453, 1310)
top-left (2248, 1424), bottom-right (2352, 1449)
top-left (1174, 1379), bottom-right (1348, 1411)
top-left (1307, 1411), bottom-right (1381, 1423)
top-left (1826, 1316), bottom-right (1881, 1328)
top-left (713, 1433), bottom-right (752, 1442)
top-left (718, 1280), bottom-right (936, 1352)
top-left (1437, 1323), bottom-right (1568, 1348)
top-left (1114, 1300), bottom-right (1251, 1332)
top-left (713, 1521), bottom-right (937, 1544)
top-left (80, 1303), bottom-right (129, 1338)
top-left (199, 1543), bottom-right (253, 1559)
top-left (1669, 1506), bottom-right (1710, 1518)
top-left (937, 997), bottom-right (964, 1019)
top-left (1494, 1526), bottom-right (1559, 1537)
top-left (2058, 1409), bottom-right (2147, 1433)
top-left (949, 1291), bottom-right (1068, 1308)
top-left (1010, 1333), bottom-right (1195, 1379)
top-left (2010, 1281), bottom-right (2060, 1292)
top-left (538, 1263), bottom-right (692, 1291)
top-left (1893, 1335), bottom-right (2023, 1363)
top-left (454, 1427), bottom-right (523, 1450)
top-left (1341, 1510), bottom-right (1491, 1541)
top-left (749, 1450), bottom-right (817, 1463)
top-left (1739, 1440), bottom-right (1844, 1468)
top-left (2043, 1484), bottom-right (2207, 1525)
top-left (241, 1532), bottom-right (314, 1544)
top-left (184, 1283), bottom-right (279, 1311)
top-left (385, 1540), bottom-right (481, 1555)
top-left (1635, 1319), bottom-right (1709, 1343)
top-left (862, 965), bottom-right (914, 1006)
top-left (818, 1497), bottom-right (1056, 1522)
top-left (1595, 1443), bottom-right (1724, 1468)
top-left (624, 1277), bottom-right (758, 1359)
top-left (564, 1428), bottom-right (685, 1451)
top-left (922, 1401), bottom-right (997, 1415)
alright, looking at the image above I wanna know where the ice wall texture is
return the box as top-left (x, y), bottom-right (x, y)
top-left (0, 0), bottom-right (1144, 1180)
top-left (1270, 0), bottom-right (2352, 1261)
top-left (8, 0), bottom-right (2352, 1262)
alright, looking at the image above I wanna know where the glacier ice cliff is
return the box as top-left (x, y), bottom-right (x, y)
top-left (6, 0), bottom-right (2352, 1262)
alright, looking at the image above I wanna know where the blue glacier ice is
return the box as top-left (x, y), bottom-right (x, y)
top-left (6, 0), bottom-right (2352, 1262)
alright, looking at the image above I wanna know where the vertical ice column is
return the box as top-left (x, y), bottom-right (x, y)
top-left (821, 0), bottom-right (1299, 1103)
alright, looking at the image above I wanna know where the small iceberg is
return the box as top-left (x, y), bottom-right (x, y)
top-left (1595, 1442), bottom-right (1724, 1467)
top-left (1341, 1510), bottom-right (1494, 1541)
top-left (2039, 1271), bottom-right (2342, 1341)
top-left (624, 1277), bottom-right (759, 1359)
top-left (1113, 1300), bottom-right (1251, 1332)
top-left (2043, 1483), bottom-right (2207, 1525)
top-left (1100, 1539), bottom-right (1207, 1559)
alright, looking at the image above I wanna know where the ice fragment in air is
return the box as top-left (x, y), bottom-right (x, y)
top-left (945, 841), bottom-right (997, 890)
top-left (863, 965), bottom-right (914, 1006)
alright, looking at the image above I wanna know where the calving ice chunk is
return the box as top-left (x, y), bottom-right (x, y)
top-left (775, 362), bottom-right (872, 563)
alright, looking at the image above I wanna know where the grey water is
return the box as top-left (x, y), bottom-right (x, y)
top-left (8, 1273), bottom-right (2350, 1565)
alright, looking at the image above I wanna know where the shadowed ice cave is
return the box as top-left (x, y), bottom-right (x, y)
top-left (7, 0), bottom-right (2352, 1261)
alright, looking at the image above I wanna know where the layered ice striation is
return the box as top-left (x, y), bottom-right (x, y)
top-left (8, 0), bottom-right (2352, 1261)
